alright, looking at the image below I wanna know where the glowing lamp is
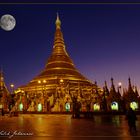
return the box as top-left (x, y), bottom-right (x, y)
top-left (38, 103), bottom-right (42, 112)
top-left (10, 84), bottom-right (14, 88)
top-left (93, 103), bottom-right (100, 111)
top-left (65, 102), bottom-right (70, 111)
top-left (60, 79), bottom-right (64, 83)
top-left (111, 102), bottom-right (118, 111)
top-left (19, 103), bottom-right (23, 111)
top-left (130, 102), bottom-right (138, 110)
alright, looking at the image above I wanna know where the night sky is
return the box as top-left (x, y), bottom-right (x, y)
top-left (1, 3), bottom-right (140, 92)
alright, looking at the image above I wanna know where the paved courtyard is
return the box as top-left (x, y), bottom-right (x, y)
top-left (0, 114), bottom-right (140, 140)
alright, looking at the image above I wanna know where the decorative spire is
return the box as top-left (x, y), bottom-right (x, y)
top-left (104, 80), bottom-right (109, 96)
top-left (117, 87), bottom-right (121, 97)
top-left (104, 80), bottom-right (108, 90)
top-left (53, 13), bottom-right (66, 53)
top-left (55, 13), bottom-right (61, 29)
top-left (0, 70), bottom-right (3, 80)
top-left (110, 77), bottom-right (116, 92)
top-left (105, 80), bottom-right (107, 87)
top-left (134, 86), bottom-right (139, 96)
top-left (0, 70), bottom-right (4, 89)
top-left (128, 77), bottom-right (131, 87)
top-left (95, 81), bottom-right (97, 85)
top-left (128, 77), bottom-right (133, 92)
top-left (111, 77), bottom-right (114, 85)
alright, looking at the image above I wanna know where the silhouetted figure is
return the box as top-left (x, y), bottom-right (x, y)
top-left (72, 96), bottom-right (77, 118)
top-left (75, 101), bottom-right (81, 118)
top-left (85, 102), bottom-right (91, 118)
top-left (1, 108), bottom-right (4, 116)
top-left (126, 107), bottom-right (137, 134)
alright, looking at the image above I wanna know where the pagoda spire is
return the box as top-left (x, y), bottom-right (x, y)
top-left (52, 13), bottom-right (67, 56)
top-left (128, 77), bottom-right (132, 89)
top-left (105, 80), bottom-right (107, 87)
top-left (103, 80), bottom-right (109, 96)
top-left (95, 81), bottom-right (97, 85)
top-left (111, 77), bottom-right (115, 91)
top-left (104, 81), bottom-right (109, 91)
top-left (110, 77), bottom-right (116, 94)
top-left (117, 86), bottom-right (121, 97)
top-left (0, 70), bottom-right (4, 89)
top-left (134, 86), bottom-right (139, 97)
top-left (55, 13), bottom-right (61, 29)
top-left (128, 77), bottom-right (133, 92)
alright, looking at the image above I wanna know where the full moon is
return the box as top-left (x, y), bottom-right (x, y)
top-left (0, 14), bottom-right (16, 31)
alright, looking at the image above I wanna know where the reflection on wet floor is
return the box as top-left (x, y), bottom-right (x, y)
top-left (93, 115), bottom-right (121, 126)
top-left (0, 114), bottom-right (140, 140)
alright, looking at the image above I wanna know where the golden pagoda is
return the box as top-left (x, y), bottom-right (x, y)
top-left (17, 14), bottom-right (98, 112)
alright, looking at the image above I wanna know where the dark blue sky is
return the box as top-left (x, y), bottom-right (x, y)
top-left (1, 4), bottom-right (140, 92)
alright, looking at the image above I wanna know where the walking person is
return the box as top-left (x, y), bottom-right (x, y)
top-left (126, 107), bottom-right (137, 134)
top-left (75, 101), bottom-right (81, 118)
top-left (72, 96), bottom-right (77, 118)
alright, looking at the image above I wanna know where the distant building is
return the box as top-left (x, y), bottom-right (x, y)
top-left (106, 78), bottom-right (122, 111)
top-left (102, 78), bottom-right (140, 112)
top-left (123, 78), bottom-right (139, 111)
top-left (0, 71), bottom-right (10, 112)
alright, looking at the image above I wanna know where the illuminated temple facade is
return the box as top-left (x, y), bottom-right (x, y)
top-left (0, 71), bottom-right (10, 112)
top-left (12, 15), bottom-right (140, 113)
